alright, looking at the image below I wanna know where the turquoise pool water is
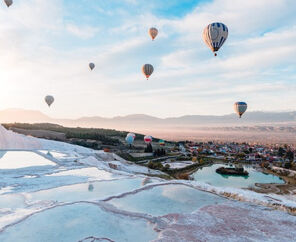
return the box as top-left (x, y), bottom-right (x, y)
top-left (192, 164), bottom-right (284, 188)
top-left (29, 178), bottom-right (148, 203)
top-left (108, 184), bottom-right (226, 216)
top-left (0, 203), bottom-right (157, 242)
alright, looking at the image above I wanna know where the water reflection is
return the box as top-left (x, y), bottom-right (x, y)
top-left (192, 164), bottom-right (284, 188)
top-left (0, 151), bottom-right (55, 169)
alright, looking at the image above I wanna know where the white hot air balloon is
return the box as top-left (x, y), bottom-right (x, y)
top-left (202, 22), bottom-right (228, 56)
top-left (234, 102), bottom-right (247, 118)
top-left (142, 64), bottom-right (154, 80)
top-left (89, 63), bottom-right (95, 71)
top-left (127, 133), bottom-right (136, 139)
top-left (45, 95), bottom-right (54, 107)
top-left (149, 27), bottom-right (158, 41)
top-left (126, 133), bottom-right (136, 145)
top-left (4, 0), bottom-right (13, 7)
top-left (144, 135), bottom-right (153, 144)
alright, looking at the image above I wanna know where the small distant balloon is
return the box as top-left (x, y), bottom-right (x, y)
top-left (149, 27), bottom-right (158, 41)
top-left (89, 63), bottom-right (95, 71)
top-left (234, 102), bottom-right (247, 118)
top-left (45, 95), bottom-right (54, 107)
top-left (126, 133), bottom-right (135, 145)
top-left (159, 139), bottom-right (165, 146)
top-left (202, 22), bottom-right (228, 56)
top-left (4, 0), bottom-right (13, 7)
top-left (144, 135), bottom-right (153, 144)
top-left (142, 64), bottom-right (154, 80)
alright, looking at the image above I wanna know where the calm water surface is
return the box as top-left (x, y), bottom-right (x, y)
top-left (192, 164), bottom-right (284, 188)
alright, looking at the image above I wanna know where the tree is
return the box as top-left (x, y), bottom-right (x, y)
top-left (278, 147), bottom-right (285, 157)
top-left (285, 150), bottom-right (294, 162)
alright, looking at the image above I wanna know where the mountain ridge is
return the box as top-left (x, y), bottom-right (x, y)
top-left (1, 108), bottom-right (296, 127)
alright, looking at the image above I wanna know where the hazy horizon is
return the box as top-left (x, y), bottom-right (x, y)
top-left (3, 107), bottom-right (296, 120)
top-left (2, 108), bottom-right (296, 144)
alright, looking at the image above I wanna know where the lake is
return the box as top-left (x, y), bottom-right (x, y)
top-left (192, 164), bottom-right (284, 188)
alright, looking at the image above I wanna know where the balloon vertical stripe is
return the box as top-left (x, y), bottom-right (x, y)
top-left (142, 64), bottom-right (154, 80)
top-left (203, 22), bottom-right (228, 55)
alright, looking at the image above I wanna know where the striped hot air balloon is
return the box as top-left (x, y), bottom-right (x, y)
top-left (203, 22), bottom-right (228, 56)
top-left (142, 64), bottom-right (154, 80)
top-left (149, 27), bottom-right (158, 41)
top-left (159, 139), bottom-right (165, 146)
top-left (234, 102), bottom-right (247, 118)
top-left (144, 135), bottom-right (153, 144)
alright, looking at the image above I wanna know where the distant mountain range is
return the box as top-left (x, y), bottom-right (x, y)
top-left (1, 108), bottom-right (296, 128)
top-left (2, 108), bottom-right (296, 143)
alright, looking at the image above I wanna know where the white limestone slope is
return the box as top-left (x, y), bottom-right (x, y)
top-left (0, 125), bottom-right (41, 150)
top-left (0, 125), bottom-right (91, 153)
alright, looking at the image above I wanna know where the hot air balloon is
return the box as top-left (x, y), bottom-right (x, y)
top-left (202, 22), bottom-right (228, 56)
top-left (89, 63), bottom-right (95, 71)
top-left (45, 95), bottom-right (54, 107)
top-left (127, 132), bottom-right (136, 139)
top-left (144, 135), bottom-right (153, 144)
top-left (234, 102), bottom-right (247, 118)
top-left (4, 0), bottom-right (13, 7)
top-left (142, 64), bottom-right (154, 80)
top-left (149, 27), bottom-right (158, 41)
top-left (159, 139), bottom-right (165, 146)
top-left (126, 133), bottom-right (135, 145)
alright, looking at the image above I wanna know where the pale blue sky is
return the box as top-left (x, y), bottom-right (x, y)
top-left (0, 0), bottom-right (295, 118)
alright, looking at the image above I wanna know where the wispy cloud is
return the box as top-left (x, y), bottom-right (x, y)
top-left (66, 24), bottom-right (99, 39)
top-left (0, 0), bottom-right (295, 118)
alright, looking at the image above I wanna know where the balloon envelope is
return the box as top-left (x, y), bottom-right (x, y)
top-left (4, 0), bottom-right (13, 7)
top-left (142, 64), bottom-right (154, 80)
top-left (159, 139), bottom-right (165, 146)
top-left (234, 102), bottom-right (247, 118)
top-left (127, 132), bottom-right (136, 139)
top-left (149, 27), bottom-right (158, 40)
top-left (125, 134), bottom-right (135, 145)
top-left (203, 22), bottom-right (228, 56)
top-left (45, 95), bottom-right (54, 107)
top-left (89, 63), bottom-right (95, 70)
top-left (144, 135), bottom-right (153, 144)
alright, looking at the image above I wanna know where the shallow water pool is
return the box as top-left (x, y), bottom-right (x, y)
top-left (108, 184), bottom-right (226, 216)
top-left (192, 164), bottom-right (284, 188)
top-left (0, 203), bottom-right (157, 242)
top-left (0, 151), bottom-right (55, 169)
top-left (28, 177), bottom-right (152, 203)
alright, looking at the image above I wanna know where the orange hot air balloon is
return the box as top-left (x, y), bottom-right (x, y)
top-left (149, 27), bottom-right (158, 41)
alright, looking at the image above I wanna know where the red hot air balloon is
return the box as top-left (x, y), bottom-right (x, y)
top-left (144, 135), bottom-right (152, 144)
